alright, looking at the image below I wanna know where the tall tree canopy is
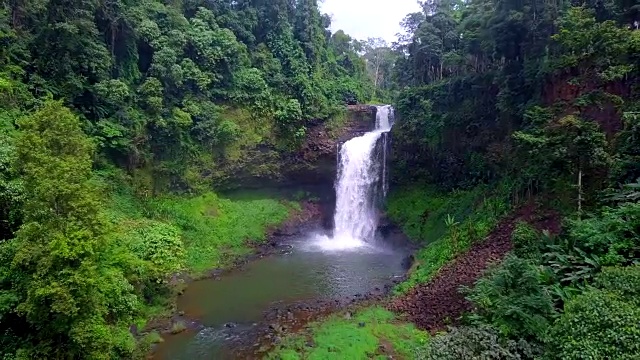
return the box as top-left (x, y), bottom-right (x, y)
top-left (390, 1), bottom-right (640, 359)
top-left (0, 0), bottom-right (373, 177)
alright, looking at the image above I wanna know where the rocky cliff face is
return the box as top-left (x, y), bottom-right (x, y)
top-left (283, 105), bottom-right (377, 186)
top-left (213, 105), bottom-right (378, 190)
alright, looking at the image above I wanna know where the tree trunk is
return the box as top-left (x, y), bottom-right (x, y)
top-left (578, 168), bottom-right (583, 217)
top-left (111, 24), bottom-right (117, 58)
top-left (374, 58), bottom-right (380, 90)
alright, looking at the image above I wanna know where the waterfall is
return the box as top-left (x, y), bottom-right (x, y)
top-left (331, 105), bottom-right (394, 246)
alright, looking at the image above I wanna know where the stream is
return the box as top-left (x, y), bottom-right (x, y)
top-left (153, 106), bottom-right (404, 359)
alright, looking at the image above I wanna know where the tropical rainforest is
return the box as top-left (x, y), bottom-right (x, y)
top-left (1, 0), bottom-right (639, 358)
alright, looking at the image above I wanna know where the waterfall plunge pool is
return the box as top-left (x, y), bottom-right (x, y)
top-left (152, 228), bottom-right (412, 360)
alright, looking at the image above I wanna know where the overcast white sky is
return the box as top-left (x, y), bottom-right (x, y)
top-left (320, 0), bottom-right (422, 43)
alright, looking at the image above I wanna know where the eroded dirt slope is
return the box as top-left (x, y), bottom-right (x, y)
top-left (390, 205), bottom-right (561, 332)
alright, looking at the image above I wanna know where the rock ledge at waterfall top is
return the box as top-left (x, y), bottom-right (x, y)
top-left (212, 105), bottom-right (378, 189)
top-left (280, 105), bottom-right (378, 186)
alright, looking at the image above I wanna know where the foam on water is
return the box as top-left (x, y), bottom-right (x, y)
top-left (306, 233), bottom-right (368, 252)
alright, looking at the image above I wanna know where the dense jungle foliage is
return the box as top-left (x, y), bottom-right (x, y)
top-left (0, 0), bottom-right (377, 358)
top-left (388, 0), bottom-right (640, 358)
top-left (2, 0), bottom-right (640, 357)
top-left (391, 0), bottom-right (640, 194)
top-left (1, 0), bottom-right (378, 191)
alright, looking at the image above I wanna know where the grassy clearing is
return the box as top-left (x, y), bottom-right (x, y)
top-left (387, 183), bottom-right (511, 293)
top-left (101, 183), bottom-right (298, 329)
top-left (267, 307), bottom-right (428, 360)
top-left (145, 193), bottom-right (295, 274)
top-left (103, 177), bottom-right (298, 275)
top-left (93, 167), bottom-right (301, 338)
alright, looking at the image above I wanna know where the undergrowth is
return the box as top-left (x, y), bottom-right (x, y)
top-left (267, 307), bottom-right (428, 360)
top-left (386, 185), bottom-right (481, 243)
top-left (98, 171), bottom-right (299, 330)
top-left (324, 109), bottom-right (349, 138)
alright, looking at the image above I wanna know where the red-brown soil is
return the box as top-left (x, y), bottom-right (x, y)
top-left (389, 204), bottom-right (561, 332)
top-left (543, 73), bottom-right (634, 137)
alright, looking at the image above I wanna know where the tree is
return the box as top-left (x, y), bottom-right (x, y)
top-left (0, 0), bottom-right (377, 356)
top-left (514, 115), bottom-right (609, 212)
top-left (0, 124), bottom-right (21, 241)
top-left (363, 37), bottom-right (395, 100)
top-left (547, 288), bottom-right (640, 359)
top-left (30, 0), bottom-right (112, 102)
top-left (7, 100), bottom-right (138, 358)
top-left (294, 0), bottom-right (326, 67)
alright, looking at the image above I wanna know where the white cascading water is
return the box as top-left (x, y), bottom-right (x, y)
top-left (314, 105), bottom-right (393, 250)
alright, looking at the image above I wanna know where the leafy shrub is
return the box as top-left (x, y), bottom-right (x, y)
top-left (110, 219), bottom-right (185, 304)
top-left (130, 332), bottom-right (163, 360)
top-left (274, 98), bottom-right (304, 144)
top-left (542, 201), bottom-right (640, 288)
top-left (543, 238), bottom-right (602, 286)
top-left (594, 265), bottom-right (640, 306)
top-left (415, 325), bottom-right (542, 360)
top-left (566, 202), bottom-right (640, 266)
top-left (603, 178), bottom-right (640, 204)
top-left (127, 221), bottom-right (185, 280)
top-left (547, 289), bottom-right (640, 359)
top-left (512, 221), bottom-right (542, 261)
top-left (465, 256), bottom-right (556, 340)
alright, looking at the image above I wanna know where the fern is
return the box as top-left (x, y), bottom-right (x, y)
top-left (464, 256), bottom-right (557, 341)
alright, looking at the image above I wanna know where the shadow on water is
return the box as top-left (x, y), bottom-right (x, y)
top-left (153, 228), bottom-right (411, 360)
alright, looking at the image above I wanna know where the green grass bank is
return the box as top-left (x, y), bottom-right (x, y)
top-left (105, 185), bottom-right (298, 276)
top-left (387, 183), bottom-right (511, 293)
top-left (267, 307), bottom-right (427, 360)
top-left (96, 168), bottom-right (301, 333)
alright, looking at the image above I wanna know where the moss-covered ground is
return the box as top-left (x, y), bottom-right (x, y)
top-left (267, 307), bottom-right (427, 360)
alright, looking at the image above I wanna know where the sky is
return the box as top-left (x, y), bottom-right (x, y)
top-left (320, 0), bottom-right (422, 43)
